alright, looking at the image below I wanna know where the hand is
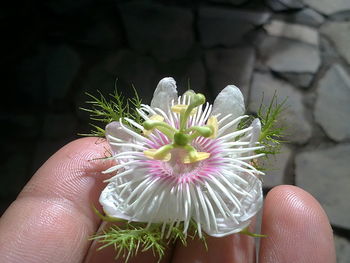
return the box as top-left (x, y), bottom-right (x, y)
top-left (0, 138), bottom-right (336, 263)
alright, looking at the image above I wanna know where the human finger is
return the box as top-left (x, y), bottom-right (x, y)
top-left (259, 185), bottom-right (336, 263)
top-left (0, 138), bottom-right (111, 263)
top-left (171, 221), bottom-right (257, 263)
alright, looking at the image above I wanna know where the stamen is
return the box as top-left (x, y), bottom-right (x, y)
top-left (143, 115), bottom-right (176, 139)
top-left (143, 114), bottom-right (164, 136)
top-left (144, 148), bottom-right (172, 161)
top-left (171, 104), bottom-right (187, 114)
top-left (183, 152), bottom-right (210, 164)
top-left (171, 104), bottom-right (198, 115)
top-left (207, 116), bottom-right (218, 138)
top-left (186, 126), bottom-right (213, 138)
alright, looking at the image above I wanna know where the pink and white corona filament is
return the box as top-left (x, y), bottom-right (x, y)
top-left (100, 77), bottom-right (264, 238)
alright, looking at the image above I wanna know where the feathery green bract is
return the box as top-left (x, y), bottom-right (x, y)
top-left (91, 221), bottom-right (205, 262)
top-left (80, 85), bottom-right (142, 137)
top-left (256, 93), bottom-right (287, 156)
top-left (236, 93), bottom-right (287, 172)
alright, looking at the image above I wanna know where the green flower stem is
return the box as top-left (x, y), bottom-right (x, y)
top-left (179, 93), bottom-right (206, 131)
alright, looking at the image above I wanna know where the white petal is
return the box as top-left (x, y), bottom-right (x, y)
top-left (201, 173), bottom-right (263, 237)
top-left (100, 182), bottom-right (133, 221)
top-left (212, 85), bottom-right (245, 131)
top-left (105, 121), bottom-right (132, 154)
top-left (100, 177), bottom-right (187, 224)
top-left (151, 77), bottom-right (178, 112)
top-left (249, 118), bottom-right (261, 147)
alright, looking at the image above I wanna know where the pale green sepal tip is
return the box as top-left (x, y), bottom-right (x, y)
top-left (92, 204), bottom-right (125, 223)
top-left (240, 227), bottom-right (267, 238)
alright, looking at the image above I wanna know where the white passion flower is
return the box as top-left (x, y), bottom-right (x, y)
top-left (100, 77), bottom-right (264, 238)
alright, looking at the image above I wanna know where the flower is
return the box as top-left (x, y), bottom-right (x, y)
top-left (99, 77), bottom-right (264, 238)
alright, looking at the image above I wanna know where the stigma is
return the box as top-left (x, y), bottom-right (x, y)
top-left (142, 92), bottom-right (218, 163)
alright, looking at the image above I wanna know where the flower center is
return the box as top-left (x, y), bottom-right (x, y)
top-left (166, 148), bottom-right (201, 174)
top-left (142, 91), bottom-right (218, 164)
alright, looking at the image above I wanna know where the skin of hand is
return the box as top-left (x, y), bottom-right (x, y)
top-left (0, 138), bottom-right (336, 263)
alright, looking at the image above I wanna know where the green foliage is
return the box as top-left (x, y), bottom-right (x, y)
top-left (237, 115), bottom-right (255, 131)
top-left (236, 93), bottom-right (287, 172)
top-left (91, 221), bottom-right (206, 262)
top-left (256, 93), bottom-right (287, 156)
top-left (80, 83), bottom-right (142, 137)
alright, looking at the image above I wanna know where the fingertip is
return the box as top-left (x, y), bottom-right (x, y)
top-left (0, 137), bottom-right (114, 263)
top-left (265, 185), bottom-right (326, 224)
top-left (172, 231), bottom-right (256, 263)
top-left (259, 185), bottom-right (336, 263)
top-left (39, 137), bottom-right (112, 178)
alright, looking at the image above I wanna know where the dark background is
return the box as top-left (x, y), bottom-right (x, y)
top-left (1, 0), bottom-right (350, 257)
top-left (1, 0), bottom-right (268, 213)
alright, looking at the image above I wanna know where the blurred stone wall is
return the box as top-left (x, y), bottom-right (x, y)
top-left (1, 0), bottom-right (350, 260)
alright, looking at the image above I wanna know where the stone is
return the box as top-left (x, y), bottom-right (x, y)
top-left (209, 0), bottom-right (248, 5)
top-left (334, 235), bottom-right (350, 263)
top-left (295, 144), bottom-right (350, 229)
top-left (264, 20), bottom-right (319, 46)
top-left (249, 72), bottom-right (312, 144)
top-left (2, 114), bottom-right (41, 139)
top-left (158, 57), bottom-right (208, 98)
top-left (198, 7), bottom-right (270, 47)
top-left (103, 50), bottom-right (158, 103)
top-left (330, 11), bottom-right (350, 22)
top-left (258, 36), bottom-right (320, 73)
top-left (314, 64), bottom-right (350, 141)
top-left (46, 45), bottom-right (81, 101)
top-left (205, 47), bottom-right (255, 99)
top-left (16, 46), bottom-right (47, 105)
top-left (46, 0), bottom-right (94, 15)
top-left (301, 0), bottom-right (350, 15)
top-left (266, 0), bottom-right (304, 11)
top-left (31, 140), bottom-right (72, 175)
top-left (0, 200), bottom-right (10, 216)
top-left (321, 21), bottom-right (350, 65)
top-left (262, 144), bottom-right (293, 188)
top-left (0, 143), bottom-right (32, 197)
top-left (277, 72), bottom-right (314, 88)
top-left (76, 50), bottom-right (157, 120)
top-left (43, 114), bottom-right (78, 140)
top-left (319, 36), bottom-right (341, 63)
top-left (119, 2), bottom-right (194, 61)
top-left (16, 45), bottom-right (80, 105)
top-left (291, 8), bottom-right (325, 27)
top-left (76, 21), bottom-right (123, 49)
